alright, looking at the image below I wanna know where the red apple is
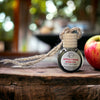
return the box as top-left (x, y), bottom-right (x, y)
top-left (84, 35), bottom-right (100, 69)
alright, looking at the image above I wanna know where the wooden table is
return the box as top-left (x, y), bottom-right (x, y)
top-left (0, 58), bottom-right (100, 100)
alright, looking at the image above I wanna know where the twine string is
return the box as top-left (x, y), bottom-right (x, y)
top-left (0, 27), bottom-right (81, 66)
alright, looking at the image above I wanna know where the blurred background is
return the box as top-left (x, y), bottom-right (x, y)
top-left (0, 0), bottom-right (100, 55)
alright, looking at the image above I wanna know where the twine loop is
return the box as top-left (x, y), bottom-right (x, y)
top-left (60, 27), bottom-right (81, 40)
top-left (0, 27), bottom-right (82, 66)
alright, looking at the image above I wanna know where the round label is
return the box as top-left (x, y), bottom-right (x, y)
top-left (61, 51), bottom-right (81, 71)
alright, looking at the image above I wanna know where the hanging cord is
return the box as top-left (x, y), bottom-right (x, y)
top-left (0, 27), bottom-right (82, 66)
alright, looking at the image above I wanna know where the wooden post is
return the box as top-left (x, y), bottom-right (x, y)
top-left (13, 0), bottom-right (20, 52)
top-left (18, 0), bottom-right (31, 52)
top-left (13, 0), bottom-right (31, 52)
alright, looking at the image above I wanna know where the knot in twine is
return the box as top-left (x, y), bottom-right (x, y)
top-left (0, 27), bottom-right (82, 66)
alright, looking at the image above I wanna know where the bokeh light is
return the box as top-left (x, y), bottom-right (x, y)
top-left (46, 1), bottom-right (57, 13)
top-left (46, 13), bottom-right (54, 20)
top-left (2, 16), bottom-right (14, 32)
top-left (29, 23), bottom-right (37, 31)
top-left (0, 12), bottom-right (5, 22)
top-left (0, 0), bottom-right (4, 3)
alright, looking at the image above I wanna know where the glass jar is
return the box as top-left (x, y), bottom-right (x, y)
top-left (58, 48), bottom-right (83, 72)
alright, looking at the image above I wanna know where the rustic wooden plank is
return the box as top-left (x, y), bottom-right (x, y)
top-left (0, 59), bottom-right (100, 100)
top-left (0, 59), bottom-right (100, 86)
top-left (0, 85), bottom-right (100, 100)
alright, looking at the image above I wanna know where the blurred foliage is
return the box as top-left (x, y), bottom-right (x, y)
top-left (0, 0), bottom-right (14, 41)
top-left (30, 0), bottom-right (46, 27)
top-left (30, 0), bottom-right (92, 27)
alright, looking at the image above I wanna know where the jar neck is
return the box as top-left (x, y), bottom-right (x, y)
top-left (63, 47), bottom-right (78, 51)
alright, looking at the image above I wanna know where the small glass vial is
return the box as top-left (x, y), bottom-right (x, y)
top-left (57, 32), bottom-right (83, 72)
top-left (58, 48), bottom-right (83, 72)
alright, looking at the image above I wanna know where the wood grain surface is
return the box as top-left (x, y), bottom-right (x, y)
top-left (0, 58), bottom-right (100, 100)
